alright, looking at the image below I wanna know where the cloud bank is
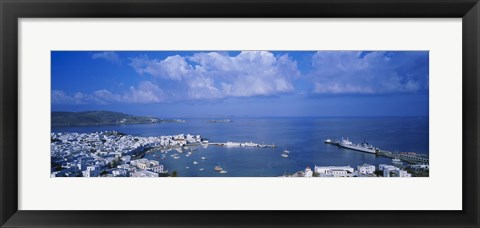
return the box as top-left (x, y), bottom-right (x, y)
top-left (52, 81), bottom-right (165, 104)
top-left (310, 51), bottom-right (428, 95)
top-left (129, 51), bottom-right (299, 100)
top-left (52, 51), bottom-right (429, 105)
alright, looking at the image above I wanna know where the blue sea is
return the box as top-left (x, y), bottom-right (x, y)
top-left (52, 117), bottom-right (429, 177)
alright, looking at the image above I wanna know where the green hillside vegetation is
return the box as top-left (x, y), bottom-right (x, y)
top-left (51, 111), bottom-right (164, 126)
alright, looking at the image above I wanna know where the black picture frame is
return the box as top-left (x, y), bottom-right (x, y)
top-left (1, 0), bottom-right (479, 227)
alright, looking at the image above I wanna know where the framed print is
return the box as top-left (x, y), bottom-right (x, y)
top-left (1, 0), bottom-right (479, 227)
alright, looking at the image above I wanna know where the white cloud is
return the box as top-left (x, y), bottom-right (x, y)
top-left (92, 51), bottom-right (121, 64)
top-left (125, 81), bottom-right (165, 103)
top-left (130, 55), bottom-right (191, 81)
top-left (129, 51), bottom-right (299, 100)
top-left (51, 90), bottom-right (82, 104)
top-left (310, 51), bottom-right (428, 94)
top-left (51, 81), bottom-right (165, 105)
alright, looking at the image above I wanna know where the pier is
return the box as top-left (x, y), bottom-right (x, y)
top-left (325, 139), bottom-right (428, 164)
top-left (376, 150), bottom-right (429, 164)
top-left (208, 142), bottom-right (277, 148)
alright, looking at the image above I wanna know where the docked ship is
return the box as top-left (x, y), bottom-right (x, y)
top-left (225, 142), bottom-right (241, 147)
top-left (243, 142), bottom-right (258, 147)
top-left (337, 137), bottom-right (378, 154)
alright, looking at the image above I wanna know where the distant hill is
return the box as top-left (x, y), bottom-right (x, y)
top-left (51, 111), bottom-right (166, 126)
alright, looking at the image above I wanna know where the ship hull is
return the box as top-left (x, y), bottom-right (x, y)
top-left (338, 144), bottom-right (377, 154)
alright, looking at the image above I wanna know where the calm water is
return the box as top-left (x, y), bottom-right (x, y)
top-left (52, 117), bottom-right (429, 177)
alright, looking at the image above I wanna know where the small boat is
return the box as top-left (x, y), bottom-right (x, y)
top-left (283, 147), bottom-right (290, 154)
top-left (193, 161), bottom-right (198, 165)
top-left (201, 157), bottom-right (207, 160)
top-left (199, 168), bottom-right (204, 171)
top-left (185, 166), bottom-right (190, 169)
top-left (281, 153), bottom-right (289, 158)
top-left (220, 170), bottom-right (228, 174)
top-left (186, 154), bottom-right (190, 157)
top-left (392, 158), bottom-right (402, 164)
top-left (214, 165), bottom-right (223, 171)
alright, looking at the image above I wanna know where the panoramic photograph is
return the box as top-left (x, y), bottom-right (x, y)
top-left (51, 50), bottom-right (429, 177)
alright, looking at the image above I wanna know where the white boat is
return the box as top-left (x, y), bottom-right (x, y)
top-left (338, 137), bottom-right (378, 154)
top-left (201, 156), bottom-right (207, 160)
top-left (281, 153), bottom-right (289, 158)
top-left (324, 138), bottom-right (332, 143)
top-left (220, 170), bottom-right (228, 174)
top-left (244, 142), bottom-right (257, 147)
top-left (199, 168), bottom-right (204, 171)
top-left (185, 166), bottom-right (190, 169)
top-left (392, 158), bottom-right (403, 164)
top-left (193, 161), bottom-right (198, 165)
top-left (214, 165), bottom-right (223, 171)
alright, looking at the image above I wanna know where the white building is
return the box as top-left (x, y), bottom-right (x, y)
top-left (379, 164), bottom-right (398, 171)
top-left (149, 160), bottom-right (160, 166)
top-left (132, 158), bottom-right (151, 169)
top-left (104, 157), bottom-right (115, 165)
top-left (117, 164), bottom-right (136, 172)
top-left (393, 169), bottom-right (412, 177)
top-left (120, 155), bottom-right (131, 163)
top-left (149, 165), bottom-right (164, 174)
top-left (304, 166), bottom-right (313, 177)
top-left (379, 164), bottom-right (399, 177)
top-left (379, 164), bottom-right (411, 177)
top-left (95, 160), bottom-right (106, 166)
top-left (357, 164), bottom-right (376, 175)
top-left (314, 165), bottom-right (354, 177)
top-left (82, 165), bottom-right (100, 177)
top-left (331, 169), bottom-right (349, 177)
top-left (112, 169), bottom-right (127, 177)
top-left (130, 170), bottom-right (159, 177)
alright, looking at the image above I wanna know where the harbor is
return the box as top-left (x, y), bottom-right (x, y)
top-left (324, 138), bottom-right (429, 165)
top-left (51, 116), bottom-right (429, 177)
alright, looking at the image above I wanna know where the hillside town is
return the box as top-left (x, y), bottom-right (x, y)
top-left (51, 131), bottom-right (203, 177)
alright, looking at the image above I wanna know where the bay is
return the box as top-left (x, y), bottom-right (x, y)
top-left (52, 117), bottom-right (429, 177)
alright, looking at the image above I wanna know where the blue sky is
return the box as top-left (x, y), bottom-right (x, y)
top-left (51, 51), bottom-right (429, 117)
